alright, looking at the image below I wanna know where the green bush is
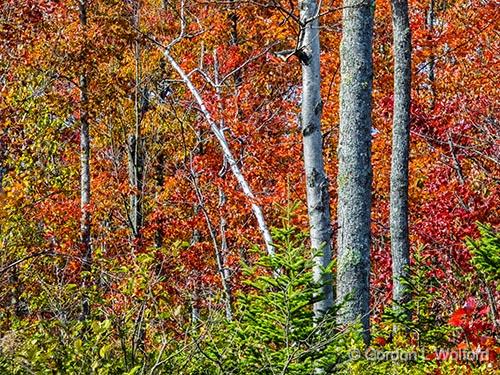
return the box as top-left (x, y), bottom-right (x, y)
top-left (2, 223), bottom-right (497, 374)
top-left (466, 223), bottom-right (500, 285)
top-left (220, 226), bottom-right (361, 374)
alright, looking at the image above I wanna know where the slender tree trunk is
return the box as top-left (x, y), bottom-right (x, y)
top-left (129, 0), bottom-right (144, 244)
top-left (191, 281), bottom-right (201, 324)
top-left (9, 266), bottom-right (27, 317)
top-left (154, 151), bottom-right (164, 248)
top-left (218, 187), bottom-right (232, 320)
top-left (212, 49), bottom-right (233, 320)
top-left (336, 0), bottom-right (374, 343)
top-left (229, 0), bottom-right (242, 87)
top-left (390, 0), bottom-right (412, 315)
top-left (298, 0), bottom-right (333, 318)
top-left (390, 0), bottom-right (411, 316)
top-left (191, 205), bottom-right (201, 324)
top-left (189, 133), bottom-right (233, 321)
top-left (128, 134), bottom-right (144, 239)
top-left (189, 157), bottom-right (233, 321)
top-left (427, 0), bottom-right (436, 108)
top-left (79, 0), bottom-right (91, 320)
top-left (129, 12), bottom-right (147, 347)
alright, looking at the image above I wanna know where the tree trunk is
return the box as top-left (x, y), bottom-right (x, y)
top-left (79, 0), bottom-right (91, 320)
top-left (191, 205), bottom-right (201, 324)
top-left (128, 0), bottom-right (144, 244)
top-left (154, 151), bottom-right (165, 248)
top-left (218, 188), bottom-right (233, 320)
top-left (427, 0), bottom-right (436, 108)
top-left (229, 0), bottom-right (242, 87)
top-left (298, 0), bottom-right (334, 318)
top-left (336, 0), bottom-right (374, 343)
top-left (128, 134), bottom-right (144, 240)
top-left (390, 0), bottom-right (412, 315)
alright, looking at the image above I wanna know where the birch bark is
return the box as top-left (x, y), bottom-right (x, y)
top-left (299, 0), bottom-right (334, 318)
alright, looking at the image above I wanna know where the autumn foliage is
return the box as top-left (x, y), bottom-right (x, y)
top-left (0, 0), bottom-right (498, 373)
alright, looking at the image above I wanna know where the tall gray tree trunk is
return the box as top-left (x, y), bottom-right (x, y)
top-left (336, 0), bottom-right (374, 343)
top-left (298, 0), bottom-right (333, 318)
top-left (79, 0), bottom-right (91, 320)
top-left (390, 0), bottom-right (412, 314)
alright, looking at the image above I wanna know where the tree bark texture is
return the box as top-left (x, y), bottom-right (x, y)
top-left (336, 0), bottom-right (374, 343)
top-left (390, 0), bottom-right (412, 311)
top-left (298, 0), bottom-right (334, 318)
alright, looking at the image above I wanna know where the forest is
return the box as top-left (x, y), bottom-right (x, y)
top-left (0, 0), bottom-right (498, 374)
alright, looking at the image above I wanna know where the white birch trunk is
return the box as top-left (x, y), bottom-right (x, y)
top-left (298, 0), bottom-right (334, 318)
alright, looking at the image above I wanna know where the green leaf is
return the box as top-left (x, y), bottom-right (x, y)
top-left (74, 339), bottom-right (83, 351)
top-left (99, 344), bottom-right (110, 358)
top-left (125, 366), bottom-right (142, 375)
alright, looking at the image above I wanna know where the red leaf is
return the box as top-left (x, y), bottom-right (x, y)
top-left (449, 307), bottom-right (466, 326)
top-left (478, 305), bottom-right (489, 316)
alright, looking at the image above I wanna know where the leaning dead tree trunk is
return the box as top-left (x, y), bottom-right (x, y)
top-left (78, 0), bottom-right (91, 320)
top-left (298, 0), bottom-right (334, 318)
top-left (336, 0), bottom-right (374, 344)
top-left (163, 51), bottom-right (274, 256)
top-left (390, 0), bottom-right (412, 317)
